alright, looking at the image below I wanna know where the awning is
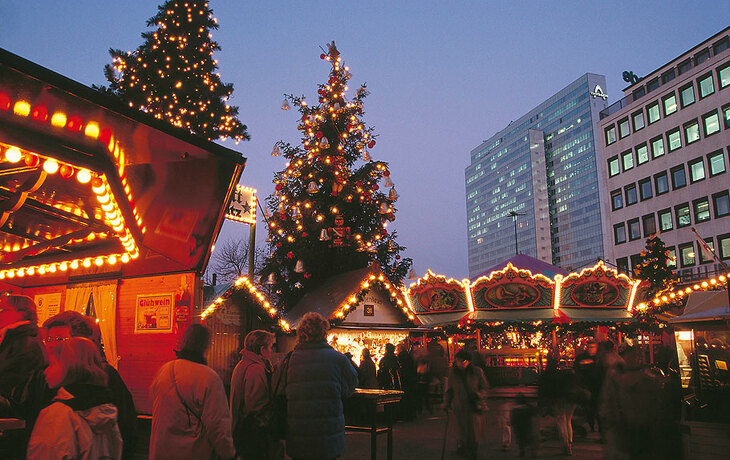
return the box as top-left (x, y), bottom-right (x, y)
top-left (417, 311), bottom-right (469, 327)
top-left (466, 308), bottom-right (557, 323)
top-left (669, 291), bottom-right (730, 325)
top-left (558, 307), bottom-right (634, 323)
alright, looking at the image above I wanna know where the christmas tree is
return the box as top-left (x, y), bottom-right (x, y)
top-left (261, 42), bottom-right (412, 309)
top-left (102, 0), bottom-right (249, 142)
top-left (633, 234), bottom-right (677, 300)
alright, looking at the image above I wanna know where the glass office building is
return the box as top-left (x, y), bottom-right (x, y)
top-left (466, 73), bottom-right (609, 278)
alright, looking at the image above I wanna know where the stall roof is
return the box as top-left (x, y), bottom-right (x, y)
top-left (669, 291), bottom-right (730, 325)
top-left (559, 307), bottom-right (634, 323)
top-left (473, 254), bottom-right (568, 281)
top-left (0, 48), bottom-right (246, 286)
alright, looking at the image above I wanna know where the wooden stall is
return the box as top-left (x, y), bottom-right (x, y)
top-left (0, 49), bottom-right (245, 412)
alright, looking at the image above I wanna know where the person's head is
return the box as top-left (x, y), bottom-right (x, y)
top-left (44, 337), bottom-right (107, 389)
top-left (0, 293), bottom-right (37, 329)
top-left (455, 348), bottom-right (471, 370)
top-left (385, 343), bottom-right (396, 355)
top-left (244, 329), bottom-right (275, 360)
top-left (586, 339), bottom-right (598, 356)
top-left (296, 312), bottom-right (329, 344)
top-left (42, 311), bottom-right (94, 354)
top-left (179, 324), bottom-right (211, 356)
top-left (362, 348), bottom-right (371, 360)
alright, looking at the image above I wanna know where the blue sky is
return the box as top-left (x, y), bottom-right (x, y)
top-left (1, 1), bottom-right (727, 278)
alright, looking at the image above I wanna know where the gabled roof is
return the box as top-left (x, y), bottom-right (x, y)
top-left (669, 291), bottom-right (730, 325)
top-left (474, 254), bottom-right (568, 281)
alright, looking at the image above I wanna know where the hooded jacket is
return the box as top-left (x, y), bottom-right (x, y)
top-left (230, 349), bottom-right (272, 433)
top-left (27, 383), bottom-right (122, 460)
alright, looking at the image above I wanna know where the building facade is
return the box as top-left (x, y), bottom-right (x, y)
top-left (466, 74), bottom-right (609, 278)
top-left (598, 28), bottom-right (730, 283)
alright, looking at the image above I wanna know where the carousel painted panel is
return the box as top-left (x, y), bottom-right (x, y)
top-left (470, 262), bottom-right (554, 309)
top-left (407, 271), bottom-right (469, 314)
top-left (559, 262), bottom-right (634, 308)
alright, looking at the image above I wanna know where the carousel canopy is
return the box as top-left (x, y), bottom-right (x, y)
top-left (0, 48), bottom-right (245, 287)
top-left (473, 254), bottom-right (568, 281)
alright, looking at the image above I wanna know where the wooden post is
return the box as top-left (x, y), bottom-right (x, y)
top-left (552, 329), bottom-right (557, 349)
top-left (649, 332), bottom-right (655, 364)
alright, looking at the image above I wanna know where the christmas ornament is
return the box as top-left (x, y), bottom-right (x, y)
top-left (408, 269), bottom-right (417, 280)
top-left (362, 149), bottom-right (371, 161)
top-left (331, 181), bottom-right (344, 196)
top-left (291, 206), bottom-right (302, 219)
top-left (266, 273), bottom-right (276, 284)
top-left (379, 202), bottom-right (389, 214)
top-left (281, 99), bottom-right (290, 110)
top-left (307, 181), bottom-right (319, 194)
top-left (319, 137), bottom-right (330, 149)
top-left (271, 144), bottom-right (281, 157)
top-left (368, 140), bottom-right (376, 148)
top-left (384, 176), bottom-right (394, 187)
top-left (319, 228), bottom-right (330, 241)
top-left (294, 260), bottom-right (305, 273)
top-left (388, 187), bottom-right (398, 201)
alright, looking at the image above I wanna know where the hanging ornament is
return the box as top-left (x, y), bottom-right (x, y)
top-left (271, 144), bottom-right (281, 157)
top-left (319, 137), bottom-right (330, 149)
top-left (333, 102), bottom-right (341, 110)
top-left (264, 208), bottom-right (272, 218)
top-left (379, 202), bottom-right (389, 214)
top-left (392, 261), bottom-right (398, 270)
top-left (294, 260), bottom-right (305, 273)
top-left (331, 181), bottom-right (344, 196)
top-left (362, 149), bottom-right (371, 161)
top-left (291, 206), bottom-right (302, 219)
top-left (281, 99), bottom-right (290, 110)
top-left (307, 181), bottom-right (319, 194)
top-left (408, 269), bottom-right (417, 280)
top-left (384, 176), bottom-right (394, 188)
top-left (319, 228), bottom-right (330, 241)
top-left (266, 273), bottom-right (276, 284)
top-left (388, 187), bottom-right (398, 201)
top-left (368, 140), bottom-right (376, 148)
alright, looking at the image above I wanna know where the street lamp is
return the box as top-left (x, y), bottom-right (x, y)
top-left (509, 210), bottom-right (525, 256)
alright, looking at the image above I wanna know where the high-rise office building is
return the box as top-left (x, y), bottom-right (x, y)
top-left (598, 28), bottom-right (730, 282)
top-left (466, 74), bottom-right (609, 278)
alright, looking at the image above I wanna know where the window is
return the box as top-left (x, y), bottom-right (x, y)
top-left (605, 125), bottom-right (617, 145)
top-left (639, 177), bottom-right (653, 201)
top-left (630, 254), bottom-right (643, 273)
top-left (688, 158), bottom-right (705, 183)
top-left (675, 203), bottom-right (691, 227)
top-left (662, 69), bottom-right (675, 84)
top-left (616, 257), bottom-right (629, 274)
top-left (646, 78), bottom-right (660, 93)
top-left (702, 111), bottom-right (720, 136)
top-left (667, 247), bottom-right (677, 268)
top-left (684, 120), bottom-right (700, 144)
top-left (693, 197), bottom-right (710, 222)
top-left (608, 156), bottom-right (620, 177)
top-left (679, 242), bottom-right (695, 267)
top-left (611, 189), bottom-right (623, 211)
top-left (678, 59), bottom-right (693, 75)
top-left (680, 84), bottom-right (695, 107)
top-left (671, 165), bottom-right (686, 189)
top-left (636, 144), bottom-right (649, 165)
top-left (647, 102), bottom-right (660, 124)
top-left (695, 49), bottom-right (710, 66)
top-left (719, 234), bottom-right (730, 260)
top-left (625, 184), bottom-right (637, 206)
top-left (724, 105), bottom-right (730, 129)
top-left (658, 208), bottom-right (673, 231)
top-left (628, 218), bottom-right (641, 241)
top-left (714, 36), bottom-right (730, 55)
top-left (713, 191), bottom-right (730, 217)
top-left (632, 110), bottom-right (645, 131)
top-left (719, 62), bottom-right (730, 89)
top-left (667, 128), bottom-right (682, 151)
top-left (663, 93), bottom-right (677, 116)
top-left (654, 172), bottom-right (669, 195)
top-left (614, 223), bottom-right (626, 244)
top-left (618, 118), bottom-right (630, 138)
top-left (651, 136), bottom-right (665, 158)
top-left (699, 238), bottom-right (716, 264)
top-left (632, 87), bottom-right (645, 101)
top-left (708, 150), bottom-right (726, 176)
top-left (622, 150), bottom-right (634, 171)
top-left (642, 213), bottom-right (656, 237)
top-left (698, 73), bottom-right (715, 98)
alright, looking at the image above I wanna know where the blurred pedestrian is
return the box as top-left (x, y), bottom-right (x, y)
top-left (276, 312), bottom-right (357, 460)
top-left (0, 294), bottom-right (51, 459)
top-left (538, 352), bottom-right (583, 456)
top-left (357, 348), bottom-right (378, 389)
top-left (230, 329), bottom-right (276, 459)
top-left (28, 337), bottom-right (122, 460)
top-left (149, 324), bottom-right (235, 460)
top-left (377, 343), bottom-right (401, 390)
top-left (443, 348), bottom-right (489, 460)
top-left (511, 394), bottom-right (539, 458)
top-left (574, 339), bottom-right (601, 432)
top-left (43, 311), bottom-right (137, 460)
top-left (397, 340), bottom-right (417, 420)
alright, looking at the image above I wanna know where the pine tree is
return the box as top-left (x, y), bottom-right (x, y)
top-left (261, 42), bottom-right (412, 309)
top-left (102, 0), bottom-right (249, 142)
top-left (633, 234), bottom-right (677, 300)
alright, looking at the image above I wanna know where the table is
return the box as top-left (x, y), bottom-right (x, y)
top-left (0, 418), bottom-right (25, 431)
top-left (346, 389), bottom-right (403, 460)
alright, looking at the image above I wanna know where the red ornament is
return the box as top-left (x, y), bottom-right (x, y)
top-left (318, 89), bottom-right (324, 95)
top-left (320, 53), bottom-right (326, 59)
top-left (301, 114), bottom-right (308, 122)
top-left (304, 273), bottom-right (311, 279)
top-left (316, 131), bottom-right (323, 139)
top-left (99, 128), bottom-right (113, 145)
top-left (24, 154), bottom-right (39, 167)
top-left (373, 184), bottom-right (379, 191)
top-left (91, 177), bottom-right (103, 189)
top-left (302, 232), bottom-right (309, 238)
top-left (396, 255), bottom-right (401, 260)
top-left (368, 140), bottom-right (376, 148)
top-left (31, 105), bottom-right (48, 122)
top-left (66, 115), bottom-right (83, 132)
top-left (276, 242), bottom-right (282, 248)
top-left (0, 92), bottom-right (10, 111)
top-left (383, 170), bottom-right (390, 177)
top-left (275, 184), bottom-right (282, 191)
top-left (286, 251), bottom-right (294, 259)
top-left (59, 164), bottom-right (74, 179)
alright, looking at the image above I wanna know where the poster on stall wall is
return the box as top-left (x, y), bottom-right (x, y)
top-left (34, 293), bottom-right (61, 326)
top-left (135, 293), bottom-right (174, 333)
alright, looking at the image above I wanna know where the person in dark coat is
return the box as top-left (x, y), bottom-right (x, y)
top-left (357, 348), bottom-right (378, 389)
top-left (277, 312), bottom-right (357, 460)
top-left (377, 343), bottom-right (401, 390)
top-left (538, 352), bottom-right (583, 456)
top-left (0, 294), bottom-right (50, 459)
top-left (397, 341), bottom-right (417, 420)
top-left (43, 311), bottom-right (137, 460)
top-left (574, 339), bottom-right (601, 432)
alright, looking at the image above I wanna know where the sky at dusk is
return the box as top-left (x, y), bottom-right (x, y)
top-left (1, 1), bottom-right (727, 279)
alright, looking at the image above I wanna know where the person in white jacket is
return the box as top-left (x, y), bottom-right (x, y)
top-left (149, 324), bottom-right (235, 460)
top-left (27, 336), bottom-right (123, 460)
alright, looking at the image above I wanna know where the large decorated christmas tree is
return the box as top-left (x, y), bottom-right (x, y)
top-left (633, 234), bottom-right (677, 300)
top-left (102, 0), bottom-right (248, 142)
top-left (261, 42), bottom-right (412, 309)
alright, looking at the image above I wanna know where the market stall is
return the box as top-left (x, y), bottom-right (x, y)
top-left (0, 48), bottom-right (245, 412)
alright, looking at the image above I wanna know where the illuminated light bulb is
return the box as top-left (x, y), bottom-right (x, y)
top-left (70, 261), bottom-right (79, 270)
top-left (6, 270), bottom-right (15, 278)
top-left (26, 267), bottom-right (35, 276)
top-left (16, 268), bottom-right (24, 277)
top-left (701, 281), bottom-right (708, 288)
top-left (13, 101), bottom-right (31, 116)
top-left (84, 123), bottom-right (100, 139)
top-left (121, 254), bottom-right (130, 263)
top-left (5, 146), bottom-right (21, 163)
top-left (38, 266), bottom-right (46, 275)
top-left (59, 262), bottom-right (68, 271)
top-left (83, 259), bottom-right (92, 268)
top-left (97, 193), bottom-right (110, 204)
top-left (95, 257), bottom-right (104, 266)
top-left (43, 159), bottom-right (59, 174)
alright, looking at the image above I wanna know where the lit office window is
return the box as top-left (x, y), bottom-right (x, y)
top-left (667, 129), bottom-right (682, 151)
top-left (679, 243), bottom-right (695, 267)
top-left (658, 208), bottom-right (673, 231)
top-left (651, 137), bottom-right (665, 158)
top-left (663, 93), bottom-right (677, 116)
top-left (724, 106), bottom-right (730, 129)
top-left (632, 110), bottom-right (645, 131)
top-left (708, 150), bottom-right (726, 176)
top-left (605, 125), bottom-right (617, 145)
top-left (619, 118), bottom-right (630, 138)
top-left (676, 203), bottom-right (691, 227)
top-left (611, 190), bottom-right (623, 210)
top-left (698, 73), bottom-right (714, 99)
top-left (693, 197), bottom-right (710, 222)
top-left (699, 239), bottom-right (715, 264)
top-left (719, 63), bottom-right (730, 89)
top-left (636, 144), bottom-right (649, 165)
top-left (622, 150), bottom-right (634, 171)
top-left (608, 156), bottom-right (620, 177)
top-left (684, 121), bottom-right (700, 144)
top-left (720, 234), bottom-right (730, 260)
top-left (667, 247), bottom-right (677, 268)
top-left (688, 158), bottom-right (705, 183)
top-left (647, 102), bottom-right (660, 124)
top-left (702, 111), bottom-right (720, 136)
top-left (680, 84), bottom-right (695, 108)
